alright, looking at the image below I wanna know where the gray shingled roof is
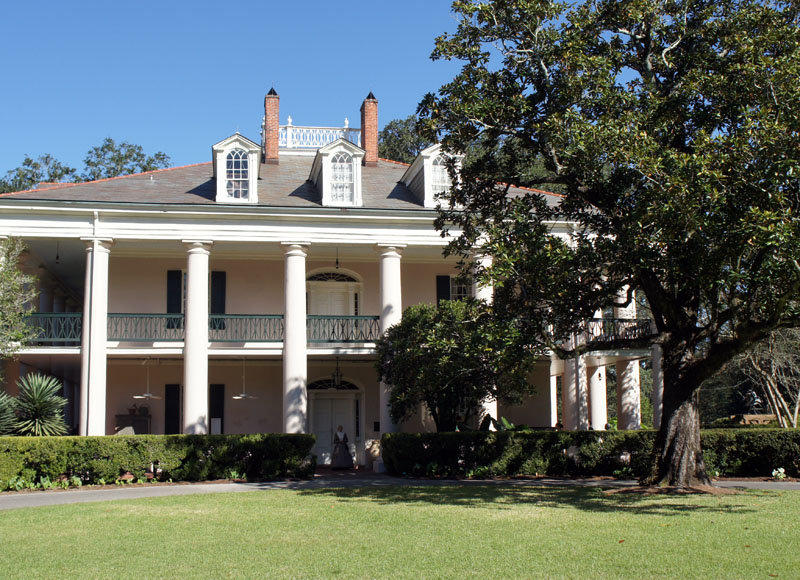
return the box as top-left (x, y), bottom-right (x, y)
top-left (0, 155), bottom-right (563, 210)
top-left (0, 157), bottom-right (424, 210)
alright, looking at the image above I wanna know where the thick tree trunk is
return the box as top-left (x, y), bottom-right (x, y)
top-left (648, 372), bottom-right (711, 487)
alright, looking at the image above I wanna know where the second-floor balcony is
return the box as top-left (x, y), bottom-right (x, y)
top-left (24, 314), bottom-right (654, 350)
top-left (24, 313), bottom-right (382, 346)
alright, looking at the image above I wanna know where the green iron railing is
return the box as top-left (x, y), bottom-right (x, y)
top-left (307, 315), bottom-right (381, 343)
top-left (24, 313), bottom-right (82, 345)
top-left (107, 313), bottom-right (185, 342)
top-left (209, 314), bottom-right (284, 342)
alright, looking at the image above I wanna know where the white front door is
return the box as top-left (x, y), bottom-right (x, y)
top-left (312, 396), bottom-right (355, 464)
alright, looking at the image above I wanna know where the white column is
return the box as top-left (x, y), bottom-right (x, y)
top-left (472, 254), bottom-right (493, 303)
top-left (576, 356), bottom-right (589, 430)
top-left (617, 360), bottom-right (641, 429)
top-left (562, 363), bottom-right (576, 429)
top-left (79, 238), bottom-right (113, 436)
top-left (614, 286), bottom-right (642, 430)
top-left (282, 242), bottom-right (309, 434)
top-left (38, 280), bottom-right (53, 312)
top-left (52, 289), bottom-right (65, 313)
top-left (652, 345), bottom-right (664, 429)
top-left (377, 244), bottom-right (405, 435)
top-left (182, 240), bottom-right (212, 434)
top-left (562, 355), bottom-right (588, 430)
top-left (588, 365), bottom-right (607, 430)
top-left (472, 253), bottom-right (497, 425)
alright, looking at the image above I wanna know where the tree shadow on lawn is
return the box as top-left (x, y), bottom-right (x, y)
top-left (295, 485), bottom-right (761, 517)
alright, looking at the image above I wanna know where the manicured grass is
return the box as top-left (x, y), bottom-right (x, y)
top-left (0, 486), bottom-right (797, 579)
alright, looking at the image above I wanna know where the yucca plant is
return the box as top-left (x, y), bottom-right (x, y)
top-left (14, 373), bottom-right (68, 436)
top-left (0, 391), bottom-right (16, 435)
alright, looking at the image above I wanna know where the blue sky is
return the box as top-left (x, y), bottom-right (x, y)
top-left (0, 1), bottom-right (463, 175)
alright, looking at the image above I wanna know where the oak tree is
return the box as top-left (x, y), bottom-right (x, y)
top-left (422, 0), bottom-right (800, 485)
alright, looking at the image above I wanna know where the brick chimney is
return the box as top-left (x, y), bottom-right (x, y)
top-left (264, 88), bottom-right (280, 164)
top-left (360, 92), bottom-right (378, 166)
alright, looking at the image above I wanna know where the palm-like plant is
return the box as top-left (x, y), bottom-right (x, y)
top-left (0, 391), bottom-right (16, 435)
top-left (14, 373), bottom-right (68, 436)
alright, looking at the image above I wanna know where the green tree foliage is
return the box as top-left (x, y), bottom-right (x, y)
top-left (13, 373), bottom-right (68, 436)
top-left (376, 299), bottom-right (536, 431)
top-left (378, 115), bottom-right (430, 163)
top-left (421, 0), bottom-right (800, 485)
top-left (0, 154), bottom-right (77, 193)
top-left (0, 139), bottom-right (171, 193)
top-left (0, 238), bottom-right (38, 381)
top-left (81, 138), bottom-right (170, 181)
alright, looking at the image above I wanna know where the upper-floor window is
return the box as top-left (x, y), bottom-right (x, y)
top-left (331, 152), bottom-right (354, 203)
top-left (226, 149), bottom-right (249, 199)
top-left (431, 156), bottom-right (451, 197)
top-left (212, 133), bottom-right (260, 204)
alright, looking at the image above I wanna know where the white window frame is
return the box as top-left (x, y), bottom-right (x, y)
top-left (212, 134), bottom-right (260, 204)
top-left (309, 139), bottom-right (364, 207)
top-left (225, 149), bottom-right (250, 200)
top-left (330, 152), bottom-right (355, 204)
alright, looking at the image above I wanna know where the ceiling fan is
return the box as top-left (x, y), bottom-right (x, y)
top-left (133, 359), bottom-right (162, 400)
top-left (232, 358), bottom-right (258, 400)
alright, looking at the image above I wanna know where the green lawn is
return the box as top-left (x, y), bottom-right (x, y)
top-left (0, 485), bottom-right (797, 579)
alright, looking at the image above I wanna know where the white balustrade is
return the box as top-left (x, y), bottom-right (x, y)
top-left (278, 124), bottom-right (361, 149)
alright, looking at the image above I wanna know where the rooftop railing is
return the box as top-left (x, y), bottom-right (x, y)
top-left (277, 119), bottom-right (361, 149)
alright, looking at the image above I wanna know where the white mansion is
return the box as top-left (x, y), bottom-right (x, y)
top-left (0, 91), bottom-right (659, 465)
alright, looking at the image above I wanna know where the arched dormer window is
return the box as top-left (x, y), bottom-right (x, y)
top-left (331, 152), bottom-right (354, 203)
top-left (226, 149), bottom-right (249, 199)
top-left (309, 139), bottom-right (364, 207)
top-left (212, 134), bottom-right (260, 204)
top-left (431, 156), bottom-right (451, 197)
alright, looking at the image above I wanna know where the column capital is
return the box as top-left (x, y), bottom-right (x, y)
top-left (281, 242), bottom-right (310, 257)
top-left (80, 237), bottom-right (114, 252)
top-left (182, 240), bottom-right (213, 254)
top-left (375, 243), bottom-right (406, 257)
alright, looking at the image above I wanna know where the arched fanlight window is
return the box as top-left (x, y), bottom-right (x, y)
top-left (226, 149), bottom-right (249, 199)
top-left (331, 151), bottom-right (354, 203)
top-left (308, 379), bottom-right (359, 391)
top-left (307, 272), bottom-right (358, 283)
top-left (431, 156), bottom-right (451, 196)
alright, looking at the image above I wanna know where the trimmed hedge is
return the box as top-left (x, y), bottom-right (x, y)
top-left (381, 429), bottom-right (800, 479)
top-left (0, 433), bottom-right (315, 488)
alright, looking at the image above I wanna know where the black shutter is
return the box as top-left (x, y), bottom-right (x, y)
top-left (167, 270), bottom-right (182, 329)
top-left (210, 271), bottom-right (226, 330)
top-left (164, 384), bottom-right (181, 434)
top-left (167, 270), bottom-right (182, 313)
top-left (436, 275), bottom-right (451, 304)
top-left (209, 384), bottom-right (224, 434)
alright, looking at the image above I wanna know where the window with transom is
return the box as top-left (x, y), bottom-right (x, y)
top-left (331, 152), bottom-right (354, 203)
top-left (226, 149), bottom-right (249, 199)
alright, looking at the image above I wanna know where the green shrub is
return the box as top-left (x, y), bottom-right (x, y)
top-left (0, 433), bottom-right (315, 490)
top-left (382, 429), bottom-right (799, 479)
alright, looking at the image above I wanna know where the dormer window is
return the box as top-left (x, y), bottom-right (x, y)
top-left (309, 138), bottom-right (365, 207)
top-left (226, 149), bottom-right (249, 199)
top-left (400, 144), bottom-right (463, 209)
top-left (212, 133), bottom-right (261, 204)
top-left (331, 152), bottom-right (354, 203)
top-left (431, 156), bottom-right (451, 197)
